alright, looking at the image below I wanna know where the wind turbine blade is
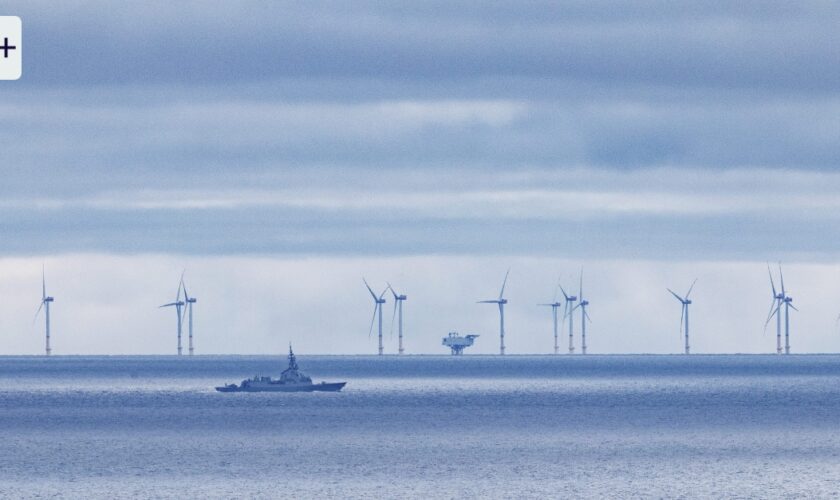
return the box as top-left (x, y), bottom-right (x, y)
top-left (552, 277), bottom-right (560, 303)
top-left (378, 287), bottom-right (388, 300)
top-left (685, 278), bottom-right (697, 299)
top-left (559, 285), bottom-right (570, 301)
top-left (499, 268), bottom-right (510, 300)
top-left (160, 302), bottom-right (178, 308)
top-left (578, 269), bottom-right (583, 300)
top-left (763, 303), bottom-right (780, 330)
top-left (584, 310), bottom-right (592, 323)
top-left (679, 305), bottom-right (685, 339)
top-left (34, 301), bottom-right (44, 322)
top-left (368, 306), bottom-right (377, 338)
top-left (363, 278), bottom-right (377, 300)
top-left (764, 298), bottom-right (778, 324)
top-left (778, 263), bottom-right (786, 296)
top-left (477, 300), bottom-right (499, 304)
top-left (789, 303), bottom-right (799, 312)
top-left (562, 300), bottom-right (569, 319)
top-left (390, 298), bottom-right (398, 337)
top-left (387, 282), bottom-right (398, 300)
top-left (767, 263), bottom-right (777, 297)
top-left (571, 303), bottom-right (581, 312)
top-left (667, 289), bottom-right (685, 302)
top-left (41, 265), bottom-right (46, 301)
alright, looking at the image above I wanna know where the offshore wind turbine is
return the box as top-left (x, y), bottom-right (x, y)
top-left (181, 275), bottom-right (197, 356)
top-left (764, 264), bottom-right (785, 354)
top-left (387, 283), bottom-right (407, 355)
top-left (572, 271), bottom-right (592, 355)
top-left (34, 266), bottom-right (54, 356)
top-left (538, 279), bottom-right (563, 355)
top-left (667, 279), bottom-right (697, 355)
top-left (160, 275), bottom-right (186, 355)
top-left (364, 279), bottom-right (387, 355)
top-left (560, 283), bottom-right (577, 354)
top-left (778, 265), bottom-right (798, 354)
top-left (478, 269), bottom-right (510, 355)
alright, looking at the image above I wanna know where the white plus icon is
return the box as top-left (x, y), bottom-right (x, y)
top-left (0, 16), bottom-right (21, 80)
top-left (1, 37), bottom-right (16, 58)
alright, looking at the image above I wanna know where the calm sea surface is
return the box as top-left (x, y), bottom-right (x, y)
top-left (1, 355), bottom-right (840, 498)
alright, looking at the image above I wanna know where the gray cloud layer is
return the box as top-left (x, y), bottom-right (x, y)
top-left (1, 1), bottom-right (839, 258)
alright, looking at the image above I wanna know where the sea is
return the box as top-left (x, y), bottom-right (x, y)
top-left (1, 355), bottom-right (840, 499)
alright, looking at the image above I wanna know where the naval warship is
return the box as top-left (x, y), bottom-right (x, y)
top-left (216, 346), bottom-right (346, 392)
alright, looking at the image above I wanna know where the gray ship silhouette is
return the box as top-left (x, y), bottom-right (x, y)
top-left (216, 346), bottom-right (346, 392)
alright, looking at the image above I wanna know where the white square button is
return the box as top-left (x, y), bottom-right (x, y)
top-left (0, 16), bottom-right (21, 80)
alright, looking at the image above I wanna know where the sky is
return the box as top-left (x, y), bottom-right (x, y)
top-left (1, 1), bottom-right (839, 354)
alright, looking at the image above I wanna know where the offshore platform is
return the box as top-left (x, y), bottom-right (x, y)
top-left (442, 332), bottom-right (479, 355)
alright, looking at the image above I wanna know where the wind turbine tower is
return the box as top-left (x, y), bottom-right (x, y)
top-left (388, 283), bottom-right (407, 355)
top-left (35, 267), bottom-right (55, 356)
top-left (560, 284), bottom-right (577, 354)
top-left (538, 279), bottom-right (563, 354)
top-left (160, 277), bottom-right (186, 355)
top-left (364, 279), bottom-right (387, 355)
top-left (667, 279), bottom-right (696, 355)
top-left (181, 276), bottom-right (198, 356)
top-left (478, 269), bottom-right (510, 355)
top-left (574, 272), bottom-right (591, 355)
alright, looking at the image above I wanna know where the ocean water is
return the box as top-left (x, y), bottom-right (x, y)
top-left (1, 355), bottom-right (840, 499)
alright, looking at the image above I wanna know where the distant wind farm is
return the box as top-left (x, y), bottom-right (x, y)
top-left (21, 262), bottom-right (822, 356)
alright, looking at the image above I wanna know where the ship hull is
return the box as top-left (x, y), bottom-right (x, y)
top-left (215, 382), bottom-right (346, 393)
